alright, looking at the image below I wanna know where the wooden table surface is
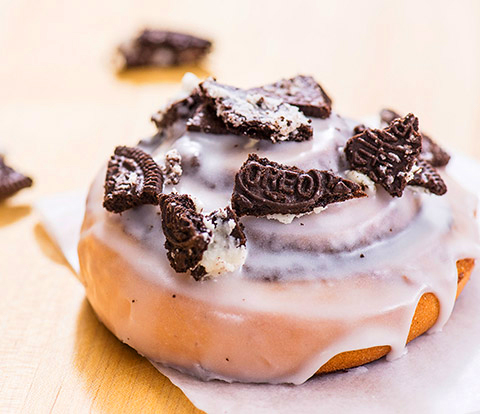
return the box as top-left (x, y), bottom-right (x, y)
top-left (1, 0), bottom-right (479, 412)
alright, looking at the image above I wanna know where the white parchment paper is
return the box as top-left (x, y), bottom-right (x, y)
top-left (35, 154), bottom-right (480, 414)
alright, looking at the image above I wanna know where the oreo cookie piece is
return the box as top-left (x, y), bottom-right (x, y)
top-left (380, 108), bottom-right (450, 167)
top-left (159, 194), bottom-right (247, 280)
top-left (345, 113), bottom-right (422, 197)
top-left (231, 154), bottom-right (366, 217)
top-left (408, 159), bottom-right (447, 195)
top-left (103, 146), bottom-right (163, 213)
top-left (151, 92), bottom-right (201, 131)
top-left (117, 29), bottom-right (212, 69)
top-left (198, 79), bottom-right (313, 143)
top-left (159, 193), bottom-right (211, 277)
top-left (186, 101), bottom-right (230, 135)
top-left (420, 133), bottom-right (451, 167)
top-left (250, 75), bottom-right (332, 118)
top-left (0, 156), bottom-right (33, 201)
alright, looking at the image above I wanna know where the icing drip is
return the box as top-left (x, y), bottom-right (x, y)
top-left (81, 111), bottom-right (480, 384)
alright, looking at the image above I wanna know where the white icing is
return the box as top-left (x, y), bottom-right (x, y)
top-left (266, 207), bottom-right (326, 224)
top-left (201, 211), bottom-right (247, 275)
top-left (80, 106), bottom-right (480, 385)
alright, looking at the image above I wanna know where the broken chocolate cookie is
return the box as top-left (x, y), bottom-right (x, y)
top-left (231, 154), bottom-right (366, 217)
top-left (117, 29), bottom-right (212, 69)
top-left (103, 146), bottom-right (163, 213)
top-left (380, 108), bottom-right (450, 167)
top-left (159, 193), bottom-right (247, 280)
top-left (250, 75), bottom-right (332, 119)
top-left (159, 193), bottom-right (211, 277)
top-left (408, 159), bottom-right (447, 195)
top-left (0, 156), bottom-right (32, 201)
top-left (198, 79), bottom-right (313, 143)
top-left (344, 114), bottom-right (422, 197)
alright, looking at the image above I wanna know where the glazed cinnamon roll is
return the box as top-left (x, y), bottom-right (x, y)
top-left (78, 74), bottom-right (479, 384)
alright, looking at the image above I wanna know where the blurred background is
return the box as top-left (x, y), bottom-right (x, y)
top-left (1, 1), bottom-right (479, 412)
top-left (1, 0), bottom-right (479, 194)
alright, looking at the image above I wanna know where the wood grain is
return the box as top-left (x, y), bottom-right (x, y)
top-left (0, 0), bottom-right (479, 412)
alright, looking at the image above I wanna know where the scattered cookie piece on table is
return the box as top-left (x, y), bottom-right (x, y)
top-left (103, 146), bottom-right (163, 213)
top-left (0, 156), bottom-right (33, 201)
top-left (117, 29), bottom-right (212, 69)
top-left (231, 153), bottom-right (366, 218)
top-left (345, 113), bottom-right (422, 197)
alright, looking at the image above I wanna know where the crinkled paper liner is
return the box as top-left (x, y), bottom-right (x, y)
top-left (35, 154), bottom-right (480, 414)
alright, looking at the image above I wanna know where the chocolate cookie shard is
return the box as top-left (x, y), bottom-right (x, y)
top-left (250, 75), bottom-right (332, 119)
top-left (118, 29), bottom-right (212, 69)
top-left (0, 156), bottom-right (33, 201)
top-left (198, 79), bottom-right (313, 143)
top-left (159, 194), bottom-right (247, 280)
top-left (186, 101), bottom-right (230, 135)
top-left (380, 108), bottom-right (450, 167)
top-left (420, 133), bottom-right (451, 167)
top-left (159, 193), bottom-right (211, 277)
top-left (408, 159), bottom-right (447, 195)
top-left (231, 154), bottom-right (366, 217)
top-left (103, 146), bottom-right (163, 213)
top-left (345, 114), bottom-right (422, 197)
top-left (152, 92), bottom-right (201, 131)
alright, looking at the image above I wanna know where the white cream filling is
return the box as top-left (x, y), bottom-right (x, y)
top-left (346, 170), bottom-right (376, 193)
top-left (266, 207), bottom-right (326, 224)
top-left (200, 210), bottom-right (247, 276)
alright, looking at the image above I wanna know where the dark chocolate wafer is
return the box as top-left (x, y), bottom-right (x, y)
top-left (159, 193), bottom-right (211, 277)
top-left (198, 79), bottom-right (313, 143)
top-left (118, 29), bottom-right (211, 69)
top-left (344, 114), bottom-right (422, 197)
top-left (103, 146), bottom-right (163, 213)
top-left (0, 156), bottom-right (33, 201)
top-left (408, 159), bottom-right (447, 195)
top-left (380, 108), bottom-right (450, 167)
top-left (250, 75), bottom-right (332, 118)
top-left (231, 154), bottom-right (366, 217)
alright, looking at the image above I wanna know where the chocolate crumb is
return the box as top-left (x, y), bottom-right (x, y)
top-left (172, 294), bottom-right (176, 298)
top-left (226, 358), bottom-right (229, 362)
top-left (344, 114), bottom-right (422, 197)
top-left (103, 146), bottom-right (163, 213)
top-left (231, 154), bottom-right (366, 217)
top-left (131, 300), bottom-right (135, 303)
top-left (117, 29), bottom-right (211, 69)
top-left (353, 124), bottom-right (366, 135)
top-left (360, 254), bottom-right (365, 258)
top-left (0, 156), bottom-right (33, 201)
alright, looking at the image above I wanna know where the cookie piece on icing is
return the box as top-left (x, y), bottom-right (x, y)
top-left (151, 92), bottom-right (201, 131)
top-left (0, 156), bottom-right (33, 201)
top-left (408, 159), bottom-right (447, 195)
top-left (231, 154), bottom-right (366, 217)
top-left (117, 29), bottom-right (211, 69)
top-left (380, 108), bottom-right (450, 167)
top-left (103, 146), bottom-right (163, 213)
top-left (250, 75), bottom-right (332, 119)
top-left (160, 149), bottom-right (183, 185)
top-left (159, 193), bottom-right (247, 280)
top-left (198, 79), bottom-right (313, 143)
top-left (345, 114), bottom-right (422, 197)
top-left (159, 193), bottom-right (211, 277)
top-left (186, 101), bottom-right (230, 135)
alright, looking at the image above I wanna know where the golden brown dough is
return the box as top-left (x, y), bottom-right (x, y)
top-left (316, 259), bottom-right (474, 374)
